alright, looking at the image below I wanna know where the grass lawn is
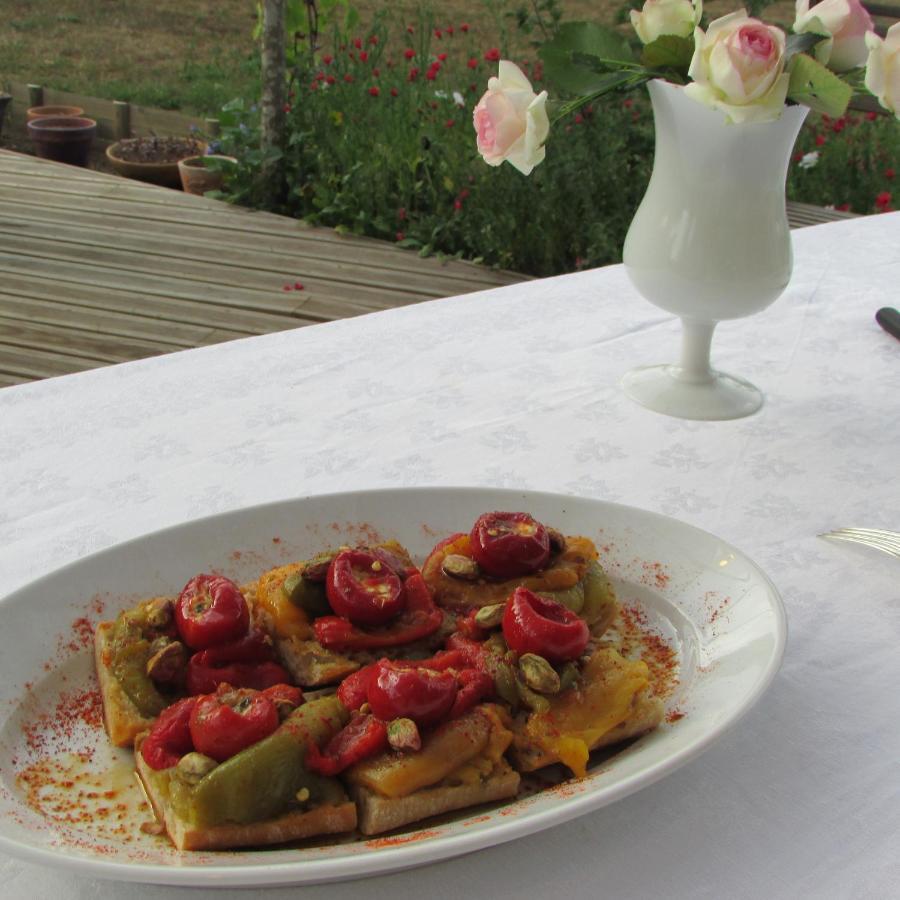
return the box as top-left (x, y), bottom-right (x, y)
top-left (1, 0), bottom-right (797, 115)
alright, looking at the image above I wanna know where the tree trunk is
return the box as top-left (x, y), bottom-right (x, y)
top-left (260, 0), bottom-right (286, 207)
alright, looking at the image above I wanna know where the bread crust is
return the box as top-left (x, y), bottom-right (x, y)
top-left (135, 750), bottom-right (357, 851)
top-left (351, 761), bottom-right (521, 835)
top-left (94, 620), bottom-right (157, 748)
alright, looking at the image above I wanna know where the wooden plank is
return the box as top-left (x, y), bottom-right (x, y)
top-left (0, 183), bottom-right (520, 290)
top-left (0, 273), bottom-right (304, 335)
top-left (0, 372), bottom-right (33, 389)
top-left (0, 152), bottom-right (524, 288)
top-left (0, 211), bottom-right (505, 300)
top-left (786, 200), bottom-right (859, 229)
top-left (0, 344), bottom-right (106, 380)
top-left (0, 317), bottom-right (173, 363)
top-left (0, 292), bottom-right (240, 347)
top-left (0, 233), bottom-right (452, 314)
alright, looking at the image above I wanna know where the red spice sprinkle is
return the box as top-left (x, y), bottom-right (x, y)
top-left (366, 828), bottom-right (442, 849)
top-left (666, 709), bottom-right (686, 723)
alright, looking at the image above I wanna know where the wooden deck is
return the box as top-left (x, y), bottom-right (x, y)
top-left (0, 150), bottom-right (524, 387)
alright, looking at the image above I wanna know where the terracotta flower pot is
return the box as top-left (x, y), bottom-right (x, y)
top-left (106, 137), bottom-right (206, 188)
top-left (177, 155), bottom-right (237, 195)
top-left (26, 116), bottom-right (97, 167)
top-left (27, 104), bottom-right (85, 123)
top-left (0, 94), bottom-right (11, 141)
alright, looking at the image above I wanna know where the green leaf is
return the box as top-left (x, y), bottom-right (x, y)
top-left (539, 22), bottom-right (640, 95)
top-left (787, 53), bottom-right (852, 117)
top-left (784, 31), bottom-right (828, 66)
top-left (542, 21), bottom-right (635, 63)
top-left (640, 35), bottom-right (694, 71)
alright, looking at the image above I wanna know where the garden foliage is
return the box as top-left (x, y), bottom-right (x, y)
top-left (214, 3), bottom-right (897, 276)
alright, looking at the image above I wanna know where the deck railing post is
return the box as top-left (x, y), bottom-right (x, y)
top-left (27, 84), bottom-right (44, 108)
top-left (114, 101), bottom-right (131, 139)
top-left (205, 118), bottom-right (221, 138)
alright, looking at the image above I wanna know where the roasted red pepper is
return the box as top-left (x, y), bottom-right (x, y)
top-left (314, 573), bottom-right (442, 651)
top-left (469, 512), bottom-right (551, 579)
top-left (175, 574), bottom-right (250, 650)
top-left (448, 667), bottom-right (494, 719)
top-left (367, 660), bottom-right (458, 727)
top-left (305, 713), bottom-right (388, 776)
top-left (140, 696), bottom-right (199, 770)
top-left (502, 586), bottom-right (589, 663)
top-left (185, 630), bottom-right (291, 695)
top-left (189, 686), bottom-right (280, 762)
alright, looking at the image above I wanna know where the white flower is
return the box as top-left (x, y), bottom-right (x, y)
top-left (473, 60), bottom-right (550, 175)
top-left (794, 0), bottom-right (875, 72)
top-left (684, 10), bottom-right (790, 123)
top-left (865, 23), bottom-right (900, 117)
top-left (799, 150), bottom-right (820, 168)
top-left (630, 0), bottom-right (702, 45)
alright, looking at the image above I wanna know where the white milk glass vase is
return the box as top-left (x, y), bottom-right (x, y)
top-left (621, 78), bottom-right (808, 420)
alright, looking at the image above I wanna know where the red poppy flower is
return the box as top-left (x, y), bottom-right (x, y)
top-left (484, 48), bottom-right (501, 62)
top-left (369, 86), bottom-right (380, 97)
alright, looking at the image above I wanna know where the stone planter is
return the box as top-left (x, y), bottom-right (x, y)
top-left (26, 116), bottom-right (97, 167)
top-left (177, 155), bottom-right (237, 195)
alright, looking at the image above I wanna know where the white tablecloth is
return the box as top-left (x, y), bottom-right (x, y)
top-left (1, 213), bottom-right (898, 899)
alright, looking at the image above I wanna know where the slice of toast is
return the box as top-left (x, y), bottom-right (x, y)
top-left (350, 761), bottom-right (521, 835)
top-left (509, 688), bottom-right (664, 772)
top-left (94, 620), bottom-right (158, 748)
top-left (135, 749), bottom-right (357, 851)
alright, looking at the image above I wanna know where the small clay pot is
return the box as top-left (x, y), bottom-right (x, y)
top-left (27, 116), bottom-right (97, 167)
top-left (0, 94), bottom-right (11, 141)
top-left (27, 104), bottom-right (85, 123)
top-left (178, 155), bottom-right (237, 195)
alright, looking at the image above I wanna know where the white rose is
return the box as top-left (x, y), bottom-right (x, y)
top-left (473, 60), bottom-right (550, 176)
top-left (685, 10), bottom-right (790, 123)
top-left (865, 23), bottom-right (900, 118)
top-left (630, 0), bottom-right (702, 45)
top-left (794, 0), bottom-right (875, 72)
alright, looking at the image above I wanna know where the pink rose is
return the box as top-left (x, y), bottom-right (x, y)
top-left (473, 60), bottom-right (549, 175)
top-left (793, 0), bottom-right (874, 72)
top-left (685, 11), bottom-right (789, 122)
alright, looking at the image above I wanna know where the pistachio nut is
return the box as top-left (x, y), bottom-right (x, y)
top-left (146, 640), bottom-right (188, 686)
top-left (387, 717), bottom-right (422, 752)
top-left (441, 554), bottom-right (480, 581)
top-left (175, 752), bottom-right (218, 785)
top-left (515, 676), bottom-right (551, 713)
top-left (493, 660), bottom-right (520, 709)
top-left (295, 787), bottom-right (311, 804)
top-left (144, 597), bottom-right (173, 630)
top-left (474, 602), bottom-right (506, 630)
top-left (518, 653), bottom-right (561, 695)
top-left (558, 660), bottom-right (580, 693)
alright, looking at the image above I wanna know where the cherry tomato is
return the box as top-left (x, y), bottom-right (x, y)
top-left (189, 686), bottom-right (279, 762)
top-left (315, 573), bottom-right (441, 650)
top-left (175, 574), bottom-right (250, 650)
top-left (305, 713), bottom-right (388, 776)
top-left (140, 696), bottom-right (199, 770)
top-left (326, 549), bottom-right (405, 626)
top-left (502, 587), bottom-right (589, 663)
top-left (469, 512), bottom-right (551, 579)
top-left (367, 659), bottom-right (458, 728)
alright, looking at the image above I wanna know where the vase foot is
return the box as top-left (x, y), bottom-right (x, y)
top-left (620, 364), bottom-right (763, 421)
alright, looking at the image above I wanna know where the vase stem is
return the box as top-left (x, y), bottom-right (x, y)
top-left (675, 318), bottom-right (716, 384)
